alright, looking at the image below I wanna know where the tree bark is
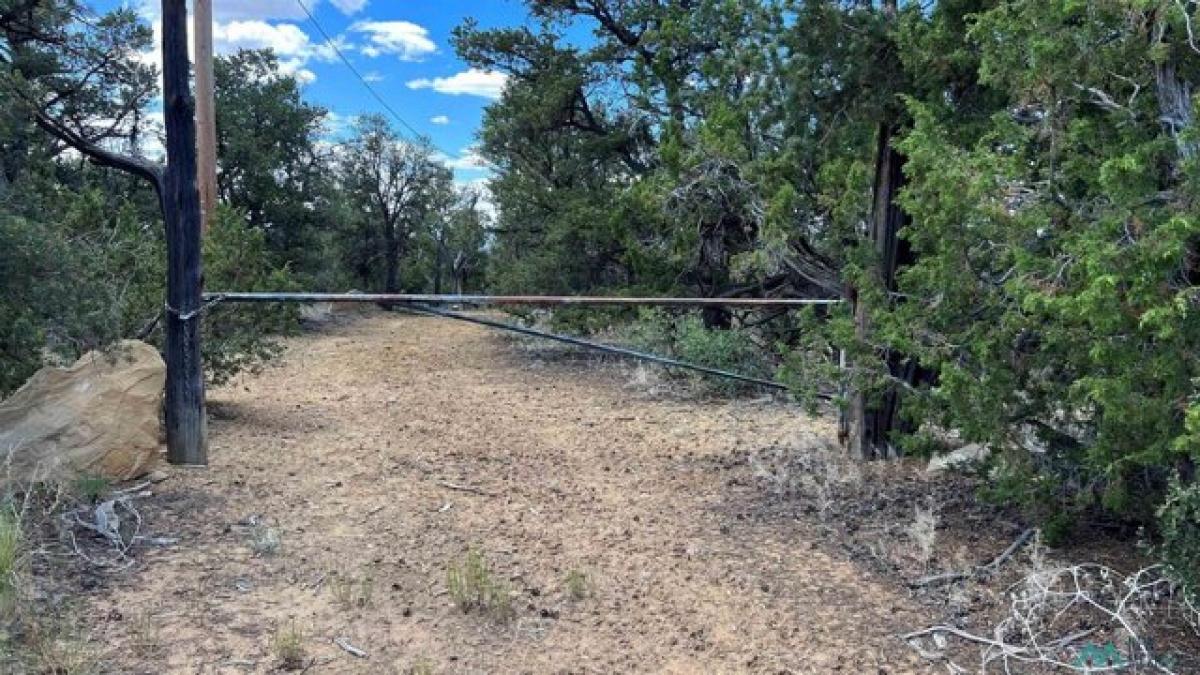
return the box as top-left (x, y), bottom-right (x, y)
top-left (434, 232), bottom-right (446, 295)
top-left (161, 0), bottom-right (207, 465)
top-left (384, 220), bottom-right (402, 293)
top-left (847, 123), bottom-right (917, 460)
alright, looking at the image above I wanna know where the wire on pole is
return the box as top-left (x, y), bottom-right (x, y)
top-left (294, 0), bottom-right (441, 148)
top-left (202, 292), bottom-right (843, 309)
top-left (400, 305), bottom-right (830, 397)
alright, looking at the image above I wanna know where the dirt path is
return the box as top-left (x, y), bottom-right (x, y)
top-left (90, 312), bottom-right (935, 674)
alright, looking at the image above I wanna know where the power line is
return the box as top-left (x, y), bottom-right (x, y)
top-left (293, 0), bottom-right (446, 153)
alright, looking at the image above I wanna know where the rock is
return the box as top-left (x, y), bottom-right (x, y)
top-left (0, 340), bottom-right (165, 484)
top-left (926, 442), bottom-right (991, 474)
top-left (299, 302), bottom-right (334, 324)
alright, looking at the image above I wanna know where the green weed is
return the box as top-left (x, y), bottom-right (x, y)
top-left (564, 569), bottom-right (590, 600)
top-left (271, 621), bottom-right (306, 670)
top-left (446, 548), bottom-right (514, 621)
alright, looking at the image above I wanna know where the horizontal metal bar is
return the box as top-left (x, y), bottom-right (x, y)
top-left (203, 292), bottom-right (843, 309)
top-left (400, 304), bottom-right (832, 396)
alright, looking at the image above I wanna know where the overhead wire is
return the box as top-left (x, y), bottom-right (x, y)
top-left (293, 0), bottom-right (454, 158)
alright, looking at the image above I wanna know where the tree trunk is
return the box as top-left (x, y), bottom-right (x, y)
top-left (433, 233), bottom-right (446, 295)
top-left (847, 123), bottom-right (917, 460)
top-left (161, 0), bottom-right (207, 465)
top-left (384, 221), bottom-right (402, 293)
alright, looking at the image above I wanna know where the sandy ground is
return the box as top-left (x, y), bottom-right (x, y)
top-left (87, 311), bottom-right (937, 674)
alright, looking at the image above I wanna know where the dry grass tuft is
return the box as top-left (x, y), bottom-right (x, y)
top-left (564, 569), bottom-right (591, 600)
top-left (446, 548), bottom-right (514, 621)
top-left (271, 620), bottom-right (307, 671)
top-left (408, 658), bottom-right (436, 675)
top-left (331, 573), bottom-right (374, 610)
top-left (0, 507), bottom-right (24, 616)
top-left (905, 500), bottom-right (939, 571)
top-left (248, 524), bottom-right (282, 556)
top-left (128, 611), bottom-right (165, 660)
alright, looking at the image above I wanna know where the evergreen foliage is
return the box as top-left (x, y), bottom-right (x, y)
top-left (459, 0), bottom-right (1200, 586)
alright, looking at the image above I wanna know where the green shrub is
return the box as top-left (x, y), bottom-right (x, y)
top-left (0, 194), bottom-right (297, 397)
top-left (201, 207), bottom-right (299, 386)
top-left (0, 191), bottom-right (161, 395)
top-left (1158, 478), bottom-right (1200, 602)
top-left (72, 475), bottom-right (110, 502)
top-left (525, 307), bottom-right (773, 395)
top-left (546, 306), bottom-right (630, 335)
top-left (673, 315), bottom-right (772, 395)
top-left (606, 308), bottom-right (674, 355)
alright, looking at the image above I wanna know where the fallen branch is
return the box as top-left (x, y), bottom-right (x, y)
top-left (112, 480), bottom-right (153, 496)
top-left (906, 561), bottom-right (1186, 674)
top-left (903, 624), bottom-right (1029, 655)
top-left (911, 528), bottom-right (1034, 588)
top-left (437, 480), bottom-right (497, 497)
top-left (333, 637), bottom-right (367, 658)
top-left (979, 528), bottom-right (1035, 574)
top-left (61, 496), bottom-right (143, 568)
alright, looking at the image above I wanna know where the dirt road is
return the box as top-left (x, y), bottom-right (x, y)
top-left (90, 312), bottom-right (934, 673)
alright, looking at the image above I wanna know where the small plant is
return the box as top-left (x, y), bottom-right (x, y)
top-left (0, 508), bottom-right (24, 617)
top-left (331, 573), bottom-right (374, 610)
top-left (1157, 477), bottom-right (1200, 604)
top-left (32, 634), bottom-right (96, 667)
top-left (248, 524), bottom-right (281, 556)
top-left (409, 658), bottom-right (436, 675)
top-left (271, 621), bottom-right (306, 671)
top-left (673, 315), bottom-right (771, 395)
top-left (564, 569), bottom-right (590, 600)
top-left (906, 501), bottom-right (939, 571)
top-left (22, 612), bottom-right (96, 675)
top-left (446, 548), bottom-right (513, 621)
top-left (128, 612), bottom-right (164, 659)
top-left (31, 635), bottom-right (95, 675)
top-left (73, 474), bottom-right (110, 502)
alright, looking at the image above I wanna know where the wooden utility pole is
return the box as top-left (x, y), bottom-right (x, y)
top-left (194, 0), bottom-right (218, 231)
top-left (162, 0), bottom-right (208, 465)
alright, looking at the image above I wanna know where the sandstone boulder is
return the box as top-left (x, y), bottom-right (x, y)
top-left (0, 340), bottom-right (165, 484)
top-left (927, 442), bottom-right (991, 474)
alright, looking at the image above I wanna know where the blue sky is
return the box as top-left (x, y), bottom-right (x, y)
top-left (94, 0), bottom-right (538, 185)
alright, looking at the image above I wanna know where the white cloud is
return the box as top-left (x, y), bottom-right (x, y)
top-left (139, 0), bottom-right (310, 22)
top-left (436, 146), bottom-right (490, 171)
top-left (214, 20), bottom-right (311, 56)
top-left (322, 111), bottom-right (363, 139)
top-left (329, 0), bottom-right (369, 15)
top-left (213, 0), bottom-right (309, 20)
top-left (406, 69), bottom-right (508, 99)
top-left (363, 71), bottom-right (385, 83)
top-left (430, 115), bottom-right (450, 125)
top-left (140, 17), bottom-right (330, 85)
top-left (351, 20), bottom-right (436, 61)
top-left (214, 20), bottom-right (330, 82)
